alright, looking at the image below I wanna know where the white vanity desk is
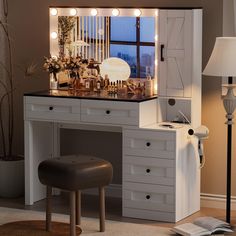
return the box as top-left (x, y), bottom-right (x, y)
top-left (24, 90), bottom-right (200, 223)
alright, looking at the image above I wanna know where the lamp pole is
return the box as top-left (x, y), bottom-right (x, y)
top-left (223, 76), bottom-right (235, 223)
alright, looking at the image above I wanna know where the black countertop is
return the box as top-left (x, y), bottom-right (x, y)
top-left (24, 90), bottom-right (157, 103)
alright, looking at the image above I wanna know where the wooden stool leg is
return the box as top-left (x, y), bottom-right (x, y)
top-left (76, 190), bottom-right (81, 225)
top-left (46, 186), bottom-right (52, 231)
top-left (70, 191), bottom-right (76, 236)
top-left (99, 186), bottom-right (105, 232)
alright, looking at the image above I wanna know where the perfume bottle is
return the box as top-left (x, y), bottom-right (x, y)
top-left (96, 77), bottom-right (101, 92)
top-left (100, 76), bottom-right (104, 89)
top-left (114, 81), bottom-right (118, 94)
top-left (145, 75), bottom-right (153, 96)
top-left (111, 82), bottom-right (115, 94)
top-left (108, 82), bottom-right (112, 94)
top-left (104, 74), bottom-right (110, 90)
top-left (85, 78), bottom-right (90, 91)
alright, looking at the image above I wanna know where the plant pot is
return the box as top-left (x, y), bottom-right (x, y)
top-left (0, 159), bottom-right (24, 198)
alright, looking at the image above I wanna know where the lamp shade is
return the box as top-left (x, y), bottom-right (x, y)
top-left (203, 37), bottom-right (236, 77)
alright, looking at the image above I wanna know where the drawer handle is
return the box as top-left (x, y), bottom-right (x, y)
top-left (161, 44), bottom-right (165, 62)
top-left (106, 110), bottom-right (111, 115)
top-left (49, 106), bottom-right (54, 111)
top-left (146, 168), bottom-right (151, 173)
top-left (146, 195), bottom-right (151, 200)
top-left (146, 142), bottom-right (151, 147)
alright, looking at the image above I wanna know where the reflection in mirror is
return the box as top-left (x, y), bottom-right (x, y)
top-left (49, 8), bottom-right (158, 94)
top-left (100, 57), bottom-right (131, 82)
top-left (58, 16), bottom-right (109, 61)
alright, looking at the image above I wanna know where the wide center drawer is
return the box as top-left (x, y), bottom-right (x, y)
top-left (81, 99), bottom-right (140, 126)
top-left (24, 96), bottom-right (80, 122)
top-left (123, 155), bottom-right (175, 185)
top-left (123, 129), bottom-right (176, 159)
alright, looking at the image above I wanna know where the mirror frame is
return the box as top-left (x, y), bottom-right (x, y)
top-left (49, 7), bottom-right (158, 91)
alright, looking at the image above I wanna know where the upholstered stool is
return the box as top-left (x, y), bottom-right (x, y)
top-left (38, 155), bottom-right (113, 236)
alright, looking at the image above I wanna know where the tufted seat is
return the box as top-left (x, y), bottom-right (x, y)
top-left (38, 155), bottom-right (113, 191)
top-left (38, 155), bottom-right (113, 236)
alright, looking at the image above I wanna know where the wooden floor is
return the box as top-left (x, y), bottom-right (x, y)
top-left (0, 194), bottom-right (236, 228)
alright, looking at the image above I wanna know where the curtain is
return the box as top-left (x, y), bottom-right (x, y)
top-left (72, 16), bottom-right (110, 62)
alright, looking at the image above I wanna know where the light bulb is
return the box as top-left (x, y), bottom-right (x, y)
top-left (155, 35), bottom-right (158, 42)
top-left (51, 32), bottom-right (58, 39)
top-left (155, 10), bottom-right (158, 16)
top-left (134, 9), bottom-right (141, 17)
top-left (112, 8), bottom-right (120, 16)
top-left (50, 8), bottom-right (58, 16)
top-left (155, 59), bottom-right (158, 66)
top-left (91, 8), bottom-right (98, 16)
top-left (70, 8), bottom-right (77, 16)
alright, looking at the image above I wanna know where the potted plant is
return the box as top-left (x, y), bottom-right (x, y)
top-left (0, 0), bottom-right (24, 198)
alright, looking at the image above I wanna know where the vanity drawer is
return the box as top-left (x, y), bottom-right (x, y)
top-left (123, 182), bottom-right (175, 213)
top-left (123, 129), bottom-right (176, 159)
top-left (81, 99), bottom-right (156, 126)
top-left (123, 155), bottom-right (175, 185)
top-left (24, 96), bottom-right (80, 122)
top-left (81, 100), bottom-right (138, 126)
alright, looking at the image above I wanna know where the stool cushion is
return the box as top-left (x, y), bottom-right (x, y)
top-left (38, 155), bottom-right (113, 191)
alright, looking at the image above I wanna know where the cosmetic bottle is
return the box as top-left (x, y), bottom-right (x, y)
top-left (96, 77), bottom-right (101, 92)
top-left (85, 78), bottom-right (90, 91)
top-left (108, 82), bottom-right (112, 94)
top-left (104, 74), bottom-right (110, 90)
top-left (145, 75), bottom-right (153, 96)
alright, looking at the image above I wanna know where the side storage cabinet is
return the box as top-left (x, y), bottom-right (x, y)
top-left (158, 9), bottom-right (202, 98)
top-left (122, 127), bottom-right (200, 222)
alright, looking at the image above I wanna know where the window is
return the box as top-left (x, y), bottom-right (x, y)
top-left (110, 17), bottom-right (155, 78)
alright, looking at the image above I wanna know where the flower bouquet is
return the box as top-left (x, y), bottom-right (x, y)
top-left (63, 56), bottom-right (82, 78)
top-left (43, 56), bottom-right (63, 89)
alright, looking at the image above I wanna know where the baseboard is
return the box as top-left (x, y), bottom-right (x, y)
top-left (83, 185), bottom-right (236, 210)
top-left (200, 193), bottom-right (236, 210)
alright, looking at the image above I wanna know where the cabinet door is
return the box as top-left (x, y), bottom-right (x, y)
top-left (159, 10), bottom-right (192, 97)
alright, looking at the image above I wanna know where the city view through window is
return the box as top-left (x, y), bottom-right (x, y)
top-left (110, 17), bottom-right (155, 78)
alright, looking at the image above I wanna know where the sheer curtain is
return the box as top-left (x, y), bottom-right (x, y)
top-left (72, 16), bottom-right (110, 62)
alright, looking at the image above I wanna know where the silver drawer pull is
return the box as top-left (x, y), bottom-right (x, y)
top-left (146, 142), bottom-right (151, 147)
top-left (146, 168), bottom-right (151, 173)
top-left (146, 195), bottom-right (151, 200)
top-left (49, 106), bottom-right (54, 111)
top-left (106, 110), bottom-right (111, 115)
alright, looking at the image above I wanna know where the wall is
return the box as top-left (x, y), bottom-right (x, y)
top-left (223, 0), bottom-right (235, 36)
top-left (6, 0), bottom-right (230, 197)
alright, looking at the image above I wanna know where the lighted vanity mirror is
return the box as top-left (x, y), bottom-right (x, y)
top-left (50, 7), bottom-right (158, 84)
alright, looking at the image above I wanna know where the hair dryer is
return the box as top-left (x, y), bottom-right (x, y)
top-left (188, 126), bottom-right (209, 166)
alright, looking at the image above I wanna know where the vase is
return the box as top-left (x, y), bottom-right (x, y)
top-left (0, 158), bottom-right (24, 198)
top-left (50, 73), bottom-right (58, 90)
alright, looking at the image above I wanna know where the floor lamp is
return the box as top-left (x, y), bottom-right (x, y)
top-left (203, 37), bottom-right (236, 224)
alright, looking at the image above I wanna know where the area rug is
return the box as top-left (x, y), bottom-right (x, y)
top-left (0, 220), bottom-right (82, 236)
top-left (0, 207), bottom-right (174, 236)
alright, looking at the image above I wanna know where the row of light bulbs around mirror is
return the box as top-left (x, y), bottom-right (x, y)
top-left (50, 8), bottom-right (158, 17)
